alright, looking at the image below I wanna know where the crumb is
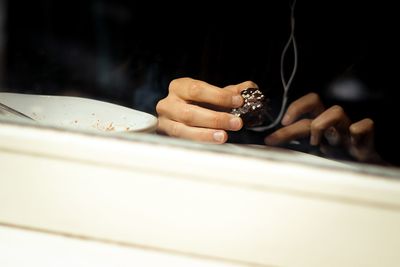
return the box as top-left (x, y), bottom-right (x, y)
top-left (105, 122), bottom-right (115, 131)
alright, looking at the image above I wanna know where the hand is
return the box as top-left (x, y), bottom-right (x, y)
top-left (264, 92), bottom-right (381, 163)
top-left (156, 77), bottom-right (258, 143)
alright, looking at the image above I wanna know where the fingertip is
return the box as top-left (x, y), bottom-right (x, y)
top-left (229, 117), bottom-right (243, 131)
top-left (281, 114), bottom-right (291, 126)
top-left (213, 131), bottom-right (227, 143)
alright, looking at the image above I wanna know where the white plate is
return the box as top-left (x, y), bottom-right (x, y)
top-left (0, 92), bottom-right (158, 133)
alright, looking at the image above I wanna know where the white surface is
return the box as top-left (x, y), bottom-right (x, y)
top-left (0, 92), bottom-right (157, 133)
top-left (1, 122), bottom-right (400, 267)
top-left (0, 225), bottom-right (243, 267)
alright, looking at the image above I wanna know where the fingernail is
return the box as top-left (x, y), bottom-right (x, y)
top-left (281, 114), bottom-right (291, 125)
top-left (229, 117), bottom-right (242, 130)
top-left (213, 131), bottom-right (225, 143)
top-left (232, 95), bottom-right (243, 107)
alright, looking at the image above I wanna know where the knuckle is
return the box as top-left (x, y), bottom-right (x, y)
top-left (188, 80), bottom-right (202, 99)
top-left (169, 77), bottom-right (188, 93)
top-left (211, 114), bottom-right (225, 129)
top-left (363, 118), bottom-right (374, 127)
top-left (349, 123), bottom-right (357, 133)
top-left (215, 90), bottom-right (230, 105)
top-left (155, 99), bottom-right (166, 115)
top-left (331, 105), bottom-right (345, 116)
top-left (170, 122), bottom-right (181, 137)
top-left (168, 79), bottom-right (178, 93)
top-left (310, 119), bottom-right (324, 132)
top-left (180, 106), bottom-right (193, 124)
top-left (308, 92), bottom-right (321, 103)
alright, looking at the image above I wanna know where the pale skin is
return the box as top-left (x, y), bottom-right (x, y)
top-left (156, 77), bottom-right (382, 163)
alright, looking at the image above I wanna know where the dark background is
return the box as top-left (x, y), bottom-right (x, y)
top-left (2, 0), bottom-right (399, 165)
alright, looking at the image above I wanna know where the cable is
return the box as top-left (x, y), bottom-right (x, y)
top-left (250, 0), bottom-right (298, 131)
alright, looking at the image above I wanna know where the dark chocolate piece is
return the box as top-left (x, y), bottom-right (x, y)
top-left (231, 88), bottom-right (270, 128)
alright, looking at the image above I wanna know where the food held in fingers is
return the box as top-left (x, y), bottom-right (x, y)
top-left (231, 88), bottom-right (271, 128)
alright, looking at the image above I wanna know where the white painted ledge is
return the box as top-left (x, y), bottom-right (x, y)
top-left (1, 121), bottom-right (400, 267)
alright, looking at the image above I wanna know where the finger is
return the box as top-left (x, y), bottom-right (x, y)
top-left (208, 81), bottom-right (259, 112)
top-left (349, 118), bottom-right (374, 138)
top-left (224, 80), bottom-right (259, 94)
top-left (349, 118), bottom-right (374, 146)
top-left (264, 119), bottom-right (312, 145)
top-left (169, 78), bottom-right (243, 108)
top-left (157, 100), bottom-right (243, 131)
top-left (323, 126), bottom-right (341, 146)
top-left (156, 96), bottom-right (185, 119)
top-left (157, 117), bottom-right (228, 144)
top-left (348, 118), bottom-right (377, 161)
top-left (310, 105), bottom-right (351, 146)
top-left (282, 92), bottom-right (325, 125)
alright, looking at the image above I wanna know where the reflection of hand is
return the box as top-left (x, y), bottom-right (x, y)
top-left (264, 92), bottom-right (381, 163)
top-left (156, 77), bottom-right (258, 143)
